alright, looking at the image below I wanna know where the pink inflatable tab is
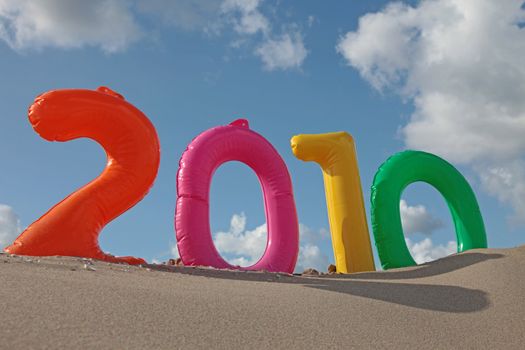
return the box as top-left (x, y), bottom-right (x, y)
top-left (175, 120), bottom-right (299, 273)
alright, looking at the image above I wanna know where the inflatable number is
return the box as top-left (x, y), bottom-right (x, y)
top-left (4, 87), bottom-right (160, 265)
top-left (176, 119), bottom-right (299, 273)
top-left (291, 132), bottom-right (375, 273)
top-left (371, 150), bottom-right (487, 270)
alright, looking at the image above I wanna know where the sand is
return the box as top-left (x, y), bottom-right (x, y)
top-left (1, 245), bottom-right (524, 349)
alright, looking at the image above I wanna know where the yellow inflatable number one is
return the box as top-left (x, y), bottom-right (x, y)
top-left (291, 132), bottom-right (375, 273)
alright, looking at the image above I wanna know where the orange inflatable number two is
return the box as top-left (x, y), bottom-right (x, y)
top-left (4, 87), bottom-right (160, 265)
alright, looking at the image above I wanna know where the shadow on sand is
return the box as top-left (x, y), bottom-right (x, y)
top-left (337, 252), bottom-right (504, 280)
top-left (147, 251), bottom-right (504, 314)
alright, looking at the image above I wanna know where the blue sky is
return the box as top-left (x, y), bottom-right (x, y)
top-left (1, 0), bottom-right (524, 272)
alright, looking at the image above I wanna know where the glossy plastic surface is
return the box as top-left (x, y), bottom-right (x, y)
top-left (291, 132), bottom-right (375, 273)
top-left (371, 150), bottom-right (487, 270)
top-left (4, 87), bottom-right (160, 264)
top-left (176, 119), bottom-right (299, 273)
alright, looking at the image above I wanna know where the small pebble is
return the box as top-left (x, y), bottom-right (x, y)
top-left (83, 264), bottom-right (96, 271)
top-left (168, 258), bottom-right (184, 266)
top-left (302, 268), bottom-right (320, 276)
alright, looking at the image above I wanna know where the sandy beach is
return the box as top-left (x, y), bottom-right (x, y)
top-left (1, 245), bottom-right (524, 349)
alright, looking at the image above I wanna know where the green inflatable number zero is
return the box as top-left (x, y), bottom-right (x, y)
top-left (371, 150), bottom-right (487, 270)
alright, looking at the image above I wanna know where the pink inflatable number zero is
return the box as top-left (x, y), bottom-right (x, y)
top-left (175, 119), bottom-right (299, 273)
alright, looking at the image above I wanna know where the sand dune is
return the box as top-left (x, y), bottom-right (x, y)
top-left (1, 246), bottom-right (524, 349)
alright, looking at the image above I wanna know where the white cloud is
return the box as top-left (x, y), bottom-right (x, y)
top-left (478, 160), bottom-right (525, 225)
top-left (221, 0), bottom-right (308, 70)
top-left (221, 0), bottom-right (269, 35)
top-left (0, 0), bottom-right (308, 70)
top-left (294, 244), bottom-right (330, 273)
top-left (400, 199), bottom-right (443, 235)
top-left (337, 0), bottom-right (525, 222)
top-left (214, 212), bottom-right (267, 263)
top-left (298, 223), bottom-right (330, 243)
top-left (212, 212), bottom-right (330, 273)
top-left (406, 237), bottom-right (457, 264)
top-left (170, 242), bottom-right (180, 259)
top-left (295, 223), bottom-right (330, 272)
top-left (0, 204), bottom-right (21, 249)
top-left (307, 15), bottom-right (315, 28)
top-left (136, 0), bottom-right (222, 32)
top-left (229, 256), bottom-right (251, 266)
top-left (0, 0), bottom-right (142, 53)
top-left (255, 31), bottom-right (308, 71)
